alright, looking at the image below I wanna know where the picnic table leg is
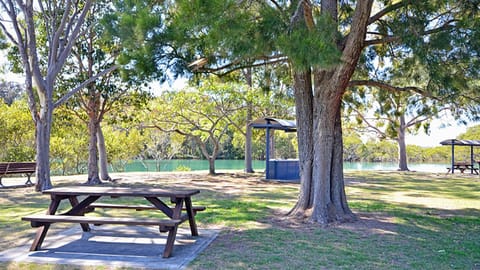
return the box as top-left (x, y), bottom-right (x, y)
top-left (30, 196), bottom-right (62, 251)
top-left (66, 195), bottom-right (101, 232)
top-left (163, 226), bottom-right (178, 258)
top-left (162, 198), bottom-right (184, 258)
top-left (184, 197), bottom-right (199, 236)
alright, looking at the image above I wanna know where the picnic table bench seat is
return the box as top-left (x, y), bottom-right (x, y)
top-left (22, 214), bottom-right (181, 231)
top-left (0, 162), bottom-right (36, 187)
top-left (22, 214), bottom-right (183, 257)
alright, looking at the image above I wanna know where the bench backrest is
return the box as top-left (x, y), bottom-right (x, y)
top-left (0, 162), bottom-right (36, 175)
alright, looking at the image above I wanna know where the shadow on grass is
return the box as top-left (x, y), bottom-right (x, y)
top-left (3, 171), bottom-right (479, 270)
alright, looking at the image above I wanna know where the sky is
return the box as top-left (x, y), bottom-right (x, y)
top-left (405, 117), bottom-right (477, 147)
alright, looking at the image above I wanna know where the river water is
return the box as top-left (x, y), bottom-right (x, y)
top-left (122, 160), bottom-right (448, 173)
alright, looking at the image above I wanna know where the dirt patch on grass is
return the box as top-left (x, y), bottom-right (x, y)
top-left (265, 208), bottom-right (398, 237)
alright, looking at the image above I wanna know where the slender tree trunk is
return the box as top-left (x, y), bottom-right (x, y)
top-left (195, 136), bottom-right (217, 175)
top-left (97, 124), bottom-right (111, 180)
top-left (244, 68), bottom-right (254, 173)
top-left (87, 116), bottom-right (101, 184)
top-left (397, 115), bottom-right (409, 171)
top-left (245, 121), bottom-right (254, 172)
top-left (269, 129), bottom-right (275, 159)
top-left (208, 157), bottom-right (215, 175)
top-left (35, 101), bottom-right (53, 191)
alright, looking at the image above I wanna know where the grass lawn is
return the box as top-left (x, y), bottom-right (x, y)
top-left (0, 171), bottom-right (479, 269)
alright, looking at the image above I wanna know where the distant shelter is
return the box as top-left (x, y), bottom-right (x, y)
top-left (440, 139), bottom-right (480, 174)
top-left (250, 117), bottom-right (299, 181)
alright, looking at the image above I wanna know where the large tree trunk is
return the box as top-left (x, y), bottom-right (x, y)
top-left (289, 0), bottom-right (373, 224)
top-left (97, 124), bottom-right (111, 181)
top-left (397, 115), bottom-right (409, 171)
top-left (309, 73), bottom-right (355, 224)
top-left (331, 106), bottom-right (355, 219)
top-left (289, 69), bottom-right (314, 215)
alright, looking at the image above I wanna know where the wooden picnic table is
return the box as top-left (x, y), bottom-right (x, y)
top-left (22, 186), bottom-right (204, 258)
top-left (447, 162), bottom-right (479, 175)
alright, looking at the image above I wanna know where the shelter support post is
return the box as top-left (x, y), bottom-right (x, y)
top-left (265, 125), bottom-right (270, 179)
top-left (451, 144), bottom-right (455, 174)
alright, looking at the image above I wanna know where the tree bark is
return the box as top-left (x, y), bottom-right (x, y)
top-left (244, 68), bottom-right (254, 173)
top-left (245, 120), bottom-right (254, 173)
top-left (97, 124), bottom-right (111, 181)
top-left (397, 115), bottom-right (409, 171)
top-left (331, 107), bottom-right (355, 220)
top-left (289, 69), bottom-right (314, 215)
top-left (35, 102), bottom-right (53, 191)
top-left (289, 0), bottom-right (373, 224)
top-left (309, 72), bottom-right (355, 223)
top-left (208, 157), bottom-right (215, 175)
top-left (195, 136), bottom-right (218, 175)
top-left (87, 115), bottom-right (101, 184)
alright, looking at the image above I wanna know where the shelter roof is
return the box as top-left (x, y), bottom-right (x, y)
top-left (440, 139), bottom-right (480, 146)
top-left (250, 117), bottom-right (296, 132)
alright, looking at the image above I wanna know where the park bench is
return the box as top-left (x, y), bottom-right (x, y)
top-left (0, 162), bottom-right (36, 187)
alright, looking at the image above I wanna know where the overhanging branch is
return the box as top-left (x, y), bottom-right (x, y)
top-left (194, 55), bottom-right (288, 77)
top-left (54, 65), bottom-right (118, 108)
top-left (348, 80), bottom-right (435, 99)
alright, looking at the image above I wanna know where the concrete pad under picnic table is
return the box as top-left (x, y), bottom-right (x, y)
top-left (0, 225), bottom-right (219, 270)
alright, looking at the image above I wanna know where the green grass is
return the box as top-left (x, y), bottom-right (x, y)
top-left (0, 171), bottom-right (479, 269)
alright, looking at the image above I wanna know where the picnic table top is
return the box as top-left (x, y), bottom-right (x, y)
top-left (42, 186), bottom-right (200, 198)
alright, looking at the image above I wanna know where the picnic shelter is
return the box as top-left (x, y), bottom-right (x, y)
top-left (249, 117), bottom-right (299, 181)
top-left (440, 139), bottom-right (480, 174)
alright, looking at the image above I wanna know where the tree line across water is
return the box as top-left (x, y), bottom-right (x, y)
top-left (2, 91), bottom-right (479, 176)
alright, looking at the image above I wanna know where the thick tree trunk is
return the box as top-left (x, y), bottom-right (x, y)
top-left (289, 69), bottom-right (314, 215)
top-left (310, 75), bottom-right (355, 224)
top-left (397, 115), bottom-right (409, 171)
top-left (296, 0), bottom-right (371, 224)
top-left (97, 124), bottom-right (111, 181)
top-left (331, 107), bottom-right (355, 220)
